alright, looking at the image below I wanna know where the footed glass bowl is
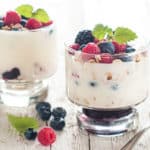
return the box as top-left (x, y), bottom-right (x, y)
top-left (0, 24), bottom-right (58, 107)
top-left (65, 44), bottom-right (149, 136)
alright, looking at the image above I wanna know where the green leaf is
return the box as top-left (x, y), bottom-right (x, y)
top-left (92, 24), bottom-right (113, 40)
top-left (16, 4), bottom-right (33, 18)
top-left (114, 27), bottom-right (137, 43)
top-left (7, 114), bottom-right (39, 134)
top-left (32, 9), bottom-right (50, 23)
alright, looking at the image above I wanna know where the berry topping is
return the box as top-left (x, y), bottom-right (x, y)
top-left (98, 42), bottom-right (115, 54)
top-left (52, 107), bottom-right (67, 119)
top-left (4, 11), bottom-right (21, 25)
top-left (79, 44), bottom-right (86, 50)
top-left (119, 56), bottom-right (133, 62)
top-left (25, 18), bottom-right (42, 29)
top-left (82, 42), bottom-right (100, 54)
top-left (69, 43), bottom-right (80, 50)
top-left (50, 118), bottom-right (65, 131)
top-left (20, 19), bottom-right (27, 26)
top-left (37, 127), bottom-right (56, 146)
top-left (0, 20), bottom-right (4, 28)
top-left (24, 128), bottom-right (37, 140)
top-left (125, 45), bottom-right (136, 53)
top-left (112, 41), bottom-right (126, 53)
top-left (42, 20), bottom-right (53, 27)
top-left (75, 30), bottom-right (94, 45)
top-left (100, 53), bottom-right (113, 63)
top-left (2, 67), bottom-right (20, 80)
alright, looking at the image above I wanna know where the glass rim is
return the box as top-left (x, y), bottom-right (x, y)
top-left (65, 43), bottom-right (149, 57)
top-left (0, 22), bottom-right (54, 33)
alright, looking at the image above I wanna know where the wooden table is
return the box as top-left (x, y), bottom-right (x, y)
top-left (0, 55), bottom-right (150, 150)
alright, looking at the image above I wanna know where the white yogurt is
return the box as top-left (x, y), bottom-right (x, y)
top-left (66, 50), bottom-right (149, 109)
top-left (0, 24), bottom-right (57, 81)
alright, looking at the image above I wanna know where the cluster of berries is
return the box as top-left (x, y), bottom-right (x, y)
top-left (24, 102), bottom-right (67, 146)
top-left (0, 11), bottom-right (52, 30)
top-left (69, 30), bottom-right (136, 63)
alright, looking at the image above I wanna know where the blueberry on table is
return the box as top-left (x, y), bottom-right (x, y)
top-left (50, 118), bottom-right (65, 131)
top-left (39, 109), bottom-right (51, 121)
top-left (98, 42), bottom-right (115, 54)
top-left (52, 107), bottom-right (67, 119)
top-left (36, 102), bottom-right (51, 113)
top-left (24, 128), bottom-right (37, 140)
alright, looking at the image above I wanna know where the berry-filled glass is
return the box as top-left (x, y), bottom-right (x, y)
top-left (0, 4), bottom-right (57, 107)
top-left (65, 24), bottom-right (149, 136)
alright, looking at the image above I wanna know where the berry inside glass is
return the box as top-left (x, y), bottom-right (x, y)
top-left (0, 4), bottom-right (57, 106)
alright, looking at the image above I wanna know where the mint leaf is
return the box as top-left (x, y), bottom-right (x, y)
top-left (92, 24), bottom-right (113, 40)
top-left (32, 9), bottom-right (50, 23)
top-left (7, 114), bottom-right (39, 134)
top-left (114, 27), bottom-right (137, 43)
top-left (16, 4), bottom-right (33, 18)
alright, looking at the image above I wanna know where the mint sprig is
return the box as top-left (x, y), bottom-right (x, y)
top-left (7, 114), bottom-right (39, 134)
top-left (16, 4), bottom-right (33, 18)
top-left (92, 24), bottom-right (137, 43)
top-left (16, 4), bottom-right (50, 23)
top-left (92, 24), bottom-right (113, 40)
top-left (32, 9), bottom-right (50, 23)
top-left (114, 27), bottom-right (137, 43)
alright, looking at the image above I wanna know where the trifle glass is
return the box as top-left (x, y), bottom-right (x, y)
top-left (0, 5), bottom-right (57, 107)
top-left (65, 24), bottom-right (149, 136)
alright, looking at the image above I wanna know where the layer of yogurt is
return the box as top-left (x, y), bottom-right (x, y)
top-left (0, 24), bottom-right (57, 81)
top-left (66, 49), bottom-right (149, 109)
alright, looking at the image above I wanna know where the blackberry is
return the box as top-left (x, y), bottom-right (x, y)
top-left (79, 44), bottom-right (86, 50)
top-left (50, 118), bottom-right (65, 131)
top-left (12, 68), bottom-right (20, 76)
top-left (75, 30), bottom-right (94, 45)
top-left (52, 107), bottom-right (67, 119)
top-left (24, 128), bottom-right (37, 140)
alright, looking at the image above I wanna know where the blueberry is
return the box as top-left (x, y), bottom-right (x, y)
top-left (24, 128), bottom-right (37, 140)
top-left (0, 20), bottom-right (4, 28)
top-left (52, 107), bottom-right (67, 119)
top-left (89, 81), bottom-right (97, 87)
top-left (21, 16), bottom-right (28, 20)
top-left (79, 44), bottom-right (86, 50)
top-left (20, 19), bottom-right (27, 26)
top-left (98, 42), bottom-right (115, 54)
top-left (39, 109), bottom-right (51, 121)
top-left (50, 118), bottom-right (65, 131)
top-left (12, 28), bottom-right (19, 31)
top-left (125, 46), bottom-right (136, 53)
top-left (119, 56), bottom-right (133, 62)
top-left (36, 102), bottom-right (51, 113)
top-left (111, 84), bottom-right (119, 91)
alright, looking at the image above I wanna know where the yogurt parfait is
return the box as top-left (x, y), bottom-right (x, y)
top-left (65, 24), bottom-right (149, 135)
top-left (0, 4), bottom-right (57, 106)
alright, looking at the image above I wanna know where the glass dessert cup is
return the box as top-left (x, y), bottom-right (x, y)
top-left (0, 24), bottom-right (58, 107)
top-left (65, 45), bottom-right (149, 136)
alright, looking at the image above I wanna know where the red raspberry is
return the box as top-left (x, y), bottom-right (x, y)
top-left (112, 41), bottom-right (126, 53)
top-left (42, 20), bottom-right (53, 27)
top-left (37, 127), bottom-right (56, 146)
top-left (4, 11), bottom-right (21, 25)
top-left (25, 18), bottom-right (42, 29)
top-left (82, 42), bottom-right (100, 54)
top-left (100, 53), bottom-right (113, 63)
top-left (69, 43), bottom-right (80, 50)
